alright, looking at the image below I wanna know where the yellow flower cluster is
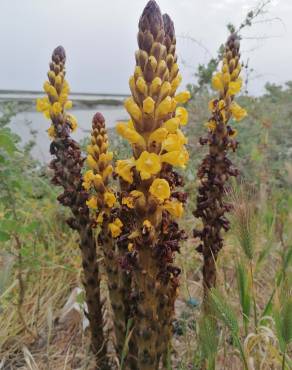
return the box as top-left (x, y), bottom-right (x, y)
top-left (36, 50), bottom-right (77, 139)
top-left (207, 35), bottom-right (247, 135)
top-left (83, 114), bottom-right (122, 238)
top-left (115, 17), bottom-right (190, 224)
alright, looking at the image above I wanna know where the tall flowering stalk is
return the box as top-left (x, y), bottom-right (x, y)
top-left (83, 112), bottom-right (128, 357)
top-left (193, 33), bottom-right (247, 301)
top-left (115, 1), bottom-right (190, 368)
top-left (36, 47), bottom-right (107, 367)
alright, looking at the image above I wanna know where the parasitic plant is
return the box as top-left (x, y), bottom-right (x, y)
top-left (36, 47), bottom-right (108, 368)
top-left (83, 112), bottom-right (128, 358)
top-left (193, 33), bottom-right (247, 302)
top-left (115, 1), bottom-right (190, 368)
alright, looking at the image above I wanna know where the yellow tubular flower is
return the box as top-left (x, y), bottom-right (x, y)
top-left (116, 158), bottom-right (135, 184)
top-left (109, 218), bottom-right (123, 238)
top-left (174, 91), bottom-right (191, 104)
top-left (36, 45), bottom-right (77, 136)
top-left (135, 151), bottom-right (161, 180)
top-left (175, 107), bottom-right (188, 125)
top-left (230, 102), bottom-right (247, 121)
top-left (124, 97), bottom-right (142, 123)
top-left (149, 178), bottom-right (170, 203)
top-left (163, 200), bottom-right (184, 218)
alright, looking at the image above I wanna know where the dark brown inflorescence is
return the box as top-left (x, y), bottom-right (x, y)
top-left (37, 47), bottom-right (108, 369)
top-left (193, 33), bottom-right (247, 301)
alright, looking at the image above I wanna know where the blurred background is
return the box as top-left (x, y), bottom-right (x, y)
top-left (0, 0), bottom-right (290, 161)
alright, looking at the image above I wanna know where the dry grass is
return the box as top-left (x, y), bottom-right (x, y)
top-left (0, 208), bottom-right (290, 369)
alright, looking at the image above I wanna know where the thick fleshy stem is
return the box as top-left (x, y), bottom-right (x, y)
top-left (37, 47), bottom-right (108, 369)
top-left (193, 33), bottom-right (247, 304)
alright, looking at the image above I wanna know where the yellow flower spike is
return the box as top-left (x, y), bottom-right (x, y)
top-left (143, 97), bottom-right (155, 114)
top-left (136, 77), bottom-right (148, 95)
top-left (149, 128), bottom-right (168, 143)
top-left (64, 100), bottom-right (73, 110)
top-left (228, 78), bottom-right (242, 96)
top-left (163, 200), bottom-right (184, 218)
top-left (108, 218), bottom-right (123, 238)
top-left (136, 151), bottom-right (161, 180)
top-left (174, 91), bottom-right (191, 104)
top-left (150, 77), bottom-right (162, 95)
top-left (149, 178), bottom-right (170, 203)
top-left (212, 72), bottom-right (224, 91)
top-left (170, 74), bottom-right (182, 94)
top-left (162, 117), bottom-right (180, 133)
top-left (104, 191), bottom-right (116, 208)
top-left (230, 102), bottom-right (247, 121)
top-left (175, 107), bottom-right (188, 126)
top-left (115, 158), bottom-right (135, 184)
top-left (86, 196), bottom-right (98, 210)
top-left (156, 96), bottom-right (172, 118)
top-left (87, 155), bottom-right (98, 170)
top-left (124, 97), bottom-right (142, 123)
top-left (47, 125), bottom-right (56, 139)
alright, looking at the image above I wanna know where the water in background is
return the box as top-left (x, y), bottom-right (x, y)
top-left (1, 90), bottom-right (129, 163)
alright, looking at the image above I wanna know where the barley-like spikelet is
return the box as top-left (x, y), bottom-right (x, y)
top-left (193, 33), bottom-right (247, 302)
top-left (83, 112), bottom-right (129, 358)
top-left (115, 1), bottom-right (190, 368)
top-left (36, 47), bottom-right (108, 368)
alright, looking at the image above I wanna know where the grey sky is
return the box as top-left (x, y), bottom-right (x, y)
top-left (0, 0), bottom-right (291, 95)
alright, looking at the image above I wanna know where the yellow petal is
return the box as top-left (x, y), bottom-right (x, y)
top-left (175, 107), bottom-right (188, 126)
top-left (174, 91), bottom-right (191, 104)
top-left (149, 178), bottom-right (170, 203)
top-left (124, 97), bottom-right (142, 123)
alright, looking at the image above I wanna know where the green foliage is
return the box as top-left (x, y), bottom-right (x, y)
top-left (198, 315), bottom-right (218, 370)
top-left (274, 297), bottom-right (292, 353)
top-left (236, 262), bottom-right (251, 334)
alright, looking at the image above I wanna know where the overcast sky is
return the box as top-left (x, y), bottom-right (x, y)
top-left (0, 0), bottom-right (291, 96)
